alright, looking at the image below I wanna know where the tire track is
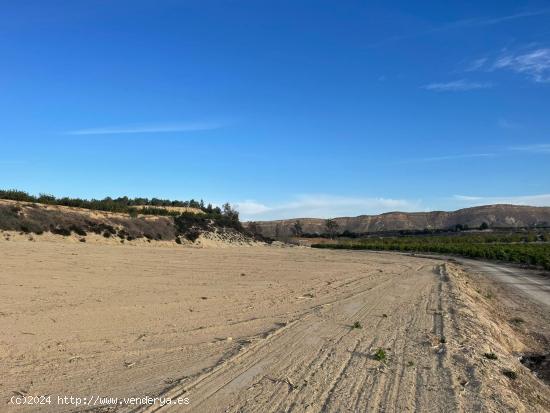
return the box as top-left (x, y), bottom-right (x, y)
top-left (129, 262), bottom-right (454, 413)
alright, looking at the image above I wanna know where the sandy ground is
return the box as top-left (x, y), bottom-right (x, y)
top-left (1, 237), bottom-right (549, 412)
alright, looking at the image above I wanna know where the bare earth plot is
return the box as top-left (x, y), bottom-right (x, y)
top-left (1, 237), bottom-right (549, 412)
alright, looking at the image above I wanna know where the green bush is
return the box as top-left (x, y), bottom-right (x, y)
top-left (51, 226), bottom-right (71, 236)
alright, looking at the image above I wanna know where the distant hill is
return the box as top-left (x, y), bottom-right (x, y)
top-left (248, 205), bottom-right (550, 237)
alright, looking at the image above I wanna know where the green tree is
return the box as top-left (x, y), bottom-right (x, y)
top-left (292, 220), bottom-right (303, 237)
top-left (222, 203), bottom-right (239, 222)
top-left (325, 219), bottom-right (339, 239)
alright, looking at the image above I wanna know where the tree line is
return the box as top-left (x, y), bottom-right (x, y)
top-left (0, 189), bottom-right (251, 240)
top-left (0, 189), bottom-right (223, 217)
top-left (311, 234), bottom-right (550, 270)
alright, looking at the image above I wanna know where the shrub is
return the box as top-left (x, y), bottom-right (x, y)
top-left (502, 370), bottom-right (517, 380)
top-left (374, 348), bottom-right (387, 362)
top-left (184, 229), bottom-right (200, 242)
top-left (69, 224), bottom-right (87, 236)
top-left (50, 225), bottom-right (71, 236)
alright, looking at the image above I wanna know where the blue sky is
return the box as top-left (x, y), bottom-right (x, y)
top-left (1, 1), bottom-right (549, 220)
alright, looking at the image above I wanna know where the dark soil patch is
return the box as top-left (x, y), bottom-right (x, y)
top-left (520, 353), bottom-right (550, 384)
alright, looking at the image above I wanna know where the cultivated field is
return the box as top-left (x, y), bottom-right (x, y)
top-left (1, 237), bottom-right (549, 412)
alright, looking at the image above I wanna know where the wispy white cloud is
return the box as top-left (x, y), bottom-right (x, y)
top-left (235, 194), bottom-right (423, 221)
top-left (509, 143), bottom-right (550, 153)
top-left (237, 192), bottom-right (550, 220)
top-left (398, 153), bottom-right (496, 163)
top-left (493, 48), bottom-right (550, 83)
top-left (471, 48), bottom-right (550, 83)
top-left (233, 201), bottom-right (272, 216)
top-left (368, 9), bottom-right (550, 48)
top-left (422, 79), bottom-right (492, 92)
top-left (66, 121), bottom-right (222, 135)
top-left (466, 57), bottom-right (489, 72)
top-left (397, 143), bottom-right (549, 164)
top-left (454, 194), bottom-right (550, 207)
top-left (443, 9), bottom-right (550, 29)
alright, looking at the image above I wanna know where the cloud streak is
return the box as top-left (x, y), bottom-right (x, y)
top-left (66, 122), bottom-right (222, 135)
top-left (398, 153), bottom-right (496, 163)
top-left (422, 79), bottom-right (492, 92)
top-left (442, 8), bottom-right (550, 29)
top-left (236, 190), bottom-right (550, 220)
top-left (454, 194), bottom-right (550, 207)
top-left (368, 9), bottom-right (550, 48)
top-left (509, 143), bottom-right (550, 153)
top-left (396, 142), bottom-right (550, 165)
top-left (470, 48), bottom-right (550, 83)
top-left (235, 194), bottom-right (423, 221)
top-left (493, 48), bottom-right (550, 83)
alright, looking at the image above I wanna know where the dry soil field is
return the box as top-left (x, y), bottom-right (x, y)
top-left (1, 236), bottom-right (549, 412)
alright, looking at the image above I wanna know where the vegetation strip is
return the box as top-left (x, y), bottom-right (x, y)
top-left (311, 234), bottom-right (550, 270)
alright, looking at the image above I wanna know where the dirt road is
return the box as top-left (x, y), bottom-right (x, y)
top-left (1, 238), bottom-right (549, 412)
top-left (452, 258), bottom-right (550, 307)
top-left (138, 254), bottom-right (455, 413)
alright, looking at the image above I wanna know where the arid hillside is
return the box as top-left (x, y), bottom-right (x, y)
top-left (0, 199), bottom-right (255, 246)
top-left (249, 204), bottom-right (550, 237)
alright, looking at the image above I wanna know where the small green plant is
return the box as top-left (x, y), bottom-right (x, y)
top-left (374, 348), bottom-right (387, 362)
top-left (484, 352), bottom-right (498, 360)
top-left (510, 317), bottom-right (524, 324)
top-left (440, 337), bottom-right (446, 344)
top-left (407, 361), bottom-right (414, 367)
top-left (352, 321), bottom-right (362, 329)
top-left (502, 369), bottom-right (517, 380)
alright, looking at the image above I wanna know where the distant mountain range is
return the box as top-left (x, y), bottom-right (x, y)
top-left (248, 205), bottom-right (550, 237)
